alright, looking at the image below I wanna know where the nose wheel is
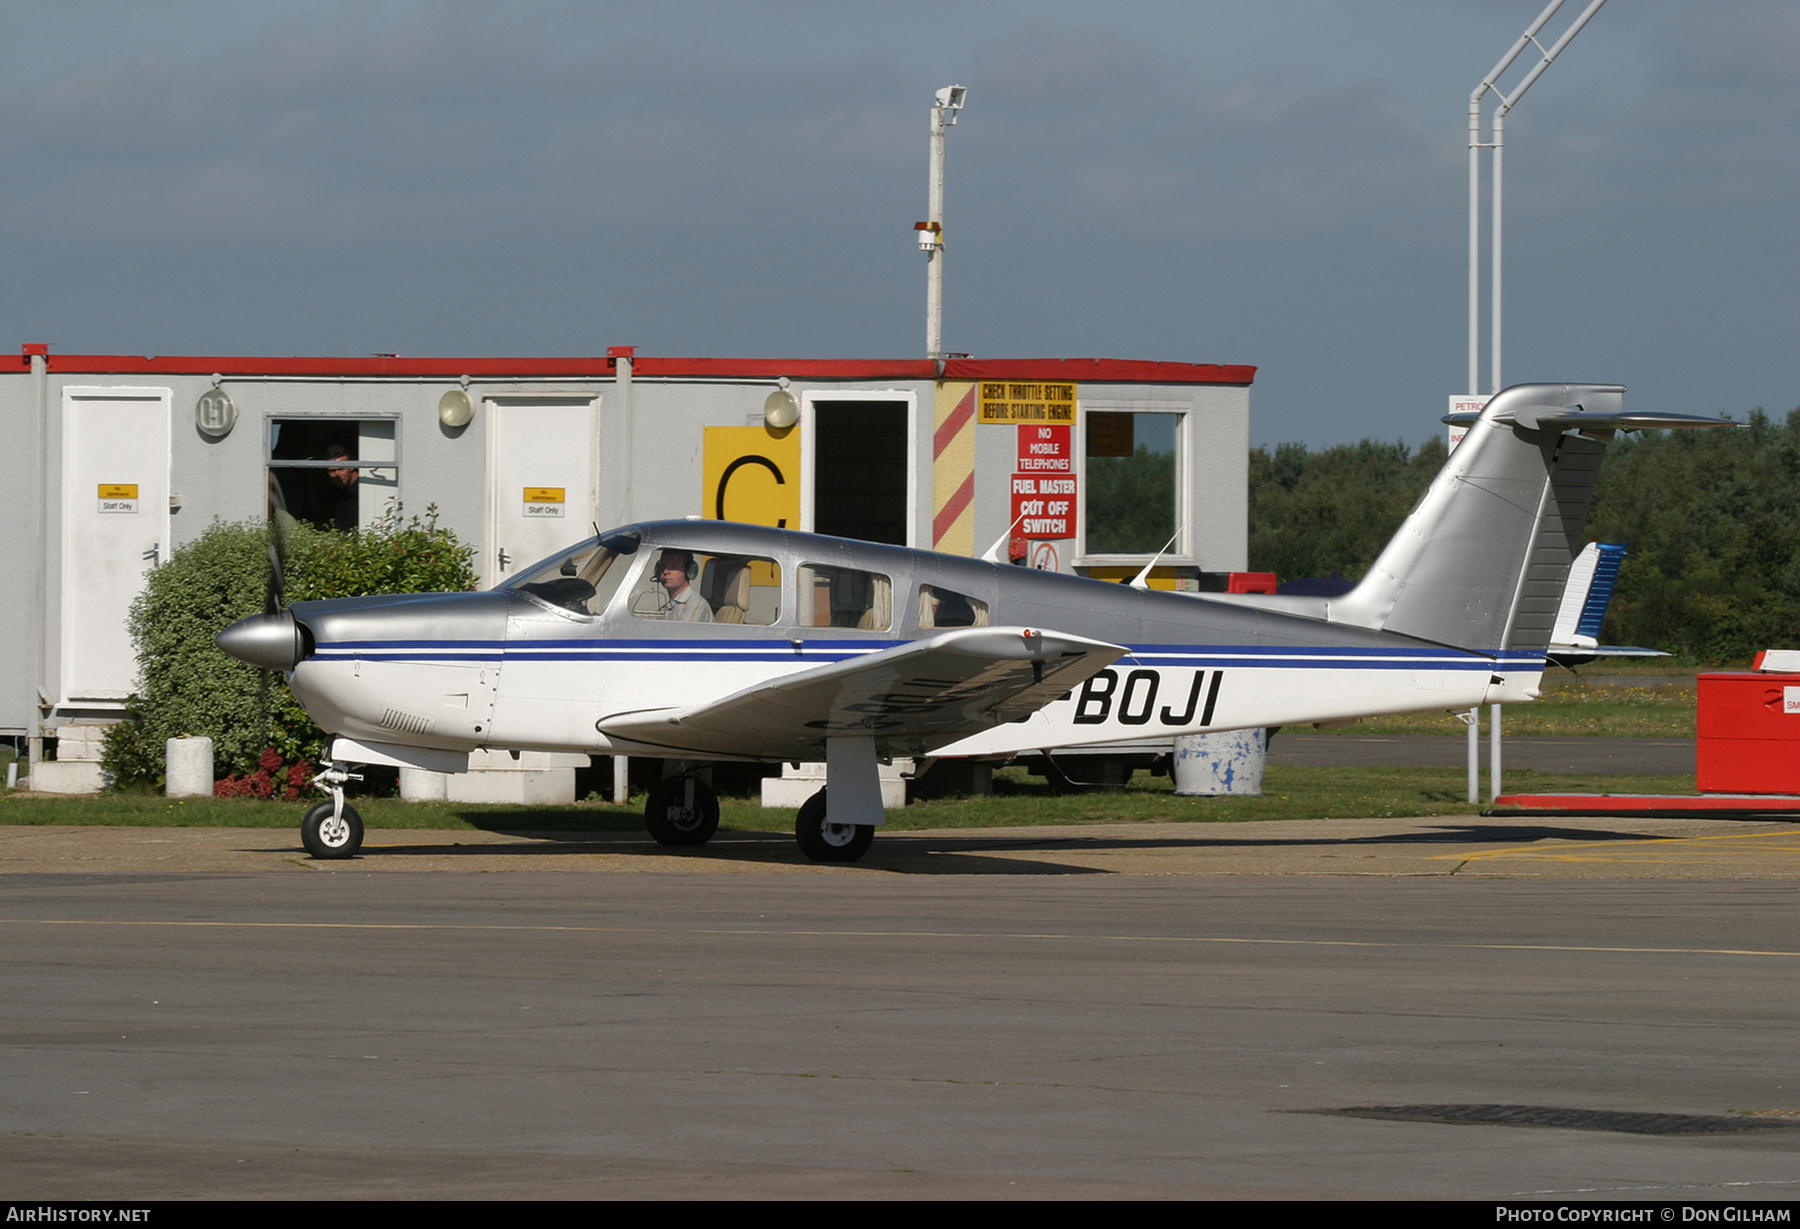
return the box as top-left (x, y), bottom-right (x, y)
top-left (795, 789), bottom-right (873, 863)
top-left (301, 800), bottom-right (363, 859)
top-left (302, 757), bottom-right (364, 859)
top-left (644, 777), bottom-right (720, 846)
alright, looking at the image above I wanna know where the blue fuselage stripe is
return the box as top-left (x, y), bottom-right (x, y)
top-left (308, 638), bottom-right (1545, 669)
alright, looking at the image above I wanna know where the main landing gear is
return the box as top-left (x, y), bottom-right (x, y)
top-left (794, 788), bottom-right (873, 863)
top-left (643, 776), bottom-right (720, 846)
top-left (637, 741), bottom-right (885, 864)
top-left (302, 760), bottom-right (364, 859)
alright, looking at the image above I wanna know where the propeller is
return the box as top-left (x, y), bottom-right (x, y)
top-left (265, 472), bottom-right (288, 616)
top-left (215, 477), bottom-right (306, 671)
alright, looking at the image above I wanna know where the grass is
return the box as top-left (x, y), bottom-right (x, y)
top-left (0, 764), bottom-right (1698, 833)
top-left (1312, 675), bottom-right (1697, 739)
top-left (2, 668), bottom-right (1700, 832)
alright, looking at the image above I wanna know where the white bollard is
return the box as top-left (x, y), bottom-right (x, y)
top-left (165, 736), bottom-right (215, 798)
top-left (1172, 728), bottom-right (1266, 796)
top-left (399, 768), bottom-right (450, 801)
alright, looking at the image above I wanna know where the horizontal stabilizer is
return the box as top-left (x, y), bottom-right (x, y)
top-left (599, 626), bottom-right (1124, 760)
top-left (1442, 408), bottom-right (1739, 432)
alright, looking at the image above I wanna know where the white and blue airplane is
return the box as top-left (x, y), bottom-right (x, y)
top-left (217, 382), bottom-right (1731, 863)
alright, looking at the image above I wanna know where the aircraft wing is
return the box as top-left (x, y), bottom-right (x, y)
top-left (598, 626), bottom-right (1125, 759)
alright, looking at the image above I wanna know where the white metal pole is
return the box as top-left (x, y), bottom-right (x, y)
top-left (1469, 0), bottom-right (1564, 396)
top-left (1486, 0), bottom-right (1607, 393)
top-left (617, 351), bottom-right (634, 523)
top-left (1468, 95), bottom-right (1482, 397)
top-left (926, 105), bottom-right (946, 360)
top-left (1490, 703), bottom-right (1504, 803)
top-left (27, 349), bottom-right (47, 775)
top-left (1466, 707), bottom-right (1480, 804)
top-left (1491, 110), bottom-right (1504, 393)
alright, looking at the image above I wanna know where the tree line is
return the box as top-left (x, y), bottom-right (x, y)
top-left (1248, 408), bottom-right (1800, 665)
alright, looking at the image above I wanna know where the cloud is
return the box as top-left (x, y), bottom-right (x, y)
top-left (0, 1), bottom-right (1788, 443)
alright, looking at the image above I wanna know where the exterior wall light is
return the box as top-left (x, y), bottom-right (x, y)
top-left (438, 388), bottom-right (474, 428)
top-left (763, 379), bottom-right (799, 430)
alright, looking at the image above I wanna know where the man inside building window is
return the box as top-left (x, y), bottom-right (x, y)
top-left (324, 444), bottom-right (360, 532)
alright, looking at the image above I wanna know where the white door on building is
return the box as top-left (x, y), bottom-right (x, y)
top-left (483, 397), bottom-right (599, 588)
top-left (61, 387), bottom-right (172, 704)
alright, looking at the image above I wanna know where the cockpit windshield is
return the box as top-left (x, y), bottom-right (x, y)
top-left (499, 531), bottom-right (640, 616)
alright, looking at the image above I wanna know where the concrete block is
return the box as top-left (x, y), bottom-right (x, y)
top-left (32, 760), bottom-right (108, 794)
top-left (400, 768), bottom-right (449, 801)
top-left (165, 736), bottom-right (214, 797)
top-left (759, 759), bottom-right (908, 809)
top-left (446, 768), bottom-right (575, 805)
top-left (52, 724), bottom-right (110, 762)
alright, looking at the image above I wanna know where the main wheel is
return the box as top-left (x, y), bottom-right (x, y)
top-left (302, 801), bottom-right (363, 860)
top-left (794, 789), bottom-right (873, 863)
top-left (644, 777), bottom-right (720, 846)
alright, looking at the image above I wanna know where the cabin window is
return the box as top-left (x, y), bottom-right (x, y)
top-left (503, 537), bottom-right (634, 617)
top-left (266, 417), bottom-right (398, 533)
top-left (918, 585), bottom-right (988, 629)
top-left (797, 564), bottom-right (892, 631)
top-left (628, 549), bottom-right (783, 625)
top-left (1083, 409), bottom-right (1183, 556)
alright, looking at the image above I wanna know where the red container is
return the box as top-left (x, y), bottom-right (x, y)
top-left (1227, 571), bottom-right (1277, 595)
top-left (1697, 672), bottom-right (1800, 793)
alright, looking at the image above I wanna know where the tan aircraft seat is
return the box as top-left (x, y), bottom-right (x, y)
top-left (701, 559), bottom-right (751, 624)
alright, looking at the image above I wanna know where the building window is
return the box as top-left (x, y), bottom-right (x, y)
top-left (811, 399), bottom-right (910, 545)
top-left (267, 418), bottom-right (399, 532)
top-left (1084, 410), bottom-right (1182, 556)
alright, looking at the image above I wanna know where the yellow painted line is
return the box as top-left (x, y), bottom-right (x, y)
top-left (1434, 828), bottom-right (1800, 864)
top-left (9, 918), bottom-right (1797, 958)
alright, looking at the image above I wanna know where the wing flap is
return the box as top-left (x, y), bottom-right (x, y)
top-left (599, 626), bottom-right (1125, 759)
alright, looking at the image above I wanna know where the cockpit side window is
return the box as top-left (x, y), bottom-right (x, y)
top-left (504, 537), bottom-right (634, 616)
top-left (798, 564), bottom-right (892, 631)
top-left (918, 585), bottom-right (989, 629)
top-left (629, 549), bottom-right (783, 625)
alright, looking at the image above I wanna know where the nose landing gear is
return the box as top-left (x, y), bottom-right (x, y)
top-left (302, 759), bottom-right (364, 859)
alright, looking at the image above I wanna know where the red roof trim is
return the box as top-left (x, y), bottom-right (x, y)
top-left (944, 357), bottom-right (1256, 385)
top-left (24, 351), bottom-right (1255, 385)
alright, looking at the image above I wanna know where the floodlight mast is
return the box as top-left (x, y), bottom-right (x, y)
top-left (923, 85), bottom-right (966, 360)
top-left (1467, 0), bottom-right (1605, 396)
top-left (1463, 0), bottom-right (1605, 805)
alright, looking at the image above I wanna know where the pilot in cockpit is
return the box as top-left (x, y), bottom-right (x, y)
top-left (652, 550), bottom-right (714, 622)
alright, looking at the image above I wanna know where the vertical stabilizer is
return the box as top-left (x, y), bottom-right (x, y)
top-left (1331, 383), bottom-right (1624, 652)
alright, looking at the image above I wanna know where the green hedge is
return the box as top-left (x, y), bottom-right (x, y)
top-left (103, 507), bottom-right (477, 789)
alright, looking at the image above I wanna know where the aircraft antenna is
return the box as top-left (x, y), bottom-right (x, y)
top-left (1128, 530), bottom-right (1182, 589)
top-left (979, 508), bottom-right (1028, 564)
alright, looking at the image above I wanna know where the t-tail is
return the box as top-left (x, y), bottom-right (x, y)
top-left (1223, 382), bottom-right (1735, 668)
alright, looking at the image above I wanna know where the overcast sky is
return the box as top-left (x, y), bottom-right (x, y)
top-left (0, 0), bottom-right (1792, 446)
